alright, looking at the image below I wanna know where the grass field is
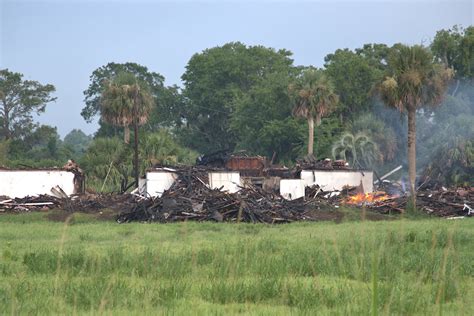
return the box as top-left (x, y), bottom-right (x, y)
top-left (0, 211), bottom-right (473, 315)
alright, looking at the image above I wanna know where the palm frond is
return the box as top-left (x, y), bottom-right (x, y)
top-left (378, 45), bottom-right (453, 112)
top-left (289, 68), bottom-right (339, 120)
top-left (100, 72), bottom-right (154, 128)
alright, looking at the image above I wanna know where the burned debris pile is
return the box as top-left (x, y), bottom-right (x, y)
top-left (296, 156), bottom-right (349, 171)
top-left (0, 192), bottom-right (140, 214)
top-left (0, 195), bottom-right (62, 212)
top-left (416, 188), bottom-right (473, 217)
top-left (117, 167), bottom-right (309, 223)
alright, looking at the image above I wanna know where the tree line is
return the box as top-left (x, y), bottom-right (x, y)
top-left (0, 25), bottom-right (472, 196)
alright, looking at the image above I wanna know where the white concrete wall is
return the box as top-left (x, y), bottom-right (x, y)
top-left (138, 178), bottom-right (147, 195)
top-left (209, 172), bottom-right (241, 193)
top-left (0, 170), bottom-right (76, 198)
top-left (146, 171), bottom-right (177, 197)
top-left (301, 170), bottom-right (373, 193)
top-left (280, 179), bottom-right (305, 200)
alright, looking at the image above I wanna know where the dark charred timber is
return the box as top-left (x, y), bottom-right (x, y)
top-left (116, 167), bottom-right (311, 224)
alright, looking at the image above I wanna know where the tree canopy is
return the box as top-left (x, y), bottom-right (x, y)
top-left (431, 25), bottom-right (474, 80)
top-left (83, 62), bottom-right (185, 139)
top-left (324, 48), bottom-right (382, 117)
top-left (180, 42), bottom-right (295, 154)
top-left (0, 69), bottom-right (56, 140)
top-left (82, 62), bottom-right (164, 122)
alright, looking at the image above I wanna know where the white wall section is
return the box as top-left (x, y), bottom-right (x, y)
top-left (301, 170), bottom-right (373, 193)
top-left (208, 172), bottom-right (241, 193)
top-left (280, 179), bottom-right (305, 200)
top-left (0, 170), bottom-right (77, 198)
top-left (146, 171), bottom-right (177, 197)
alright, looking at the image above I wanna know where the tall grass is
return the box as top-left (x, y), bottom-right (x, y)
top-left (0, 214), bottom-right (473, 314)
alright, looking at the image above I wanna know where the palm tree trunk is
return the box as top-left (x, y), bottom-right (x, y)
top-left (308, 116), bottom-right (314, 156)
top-left (133, 121), bottom-right (139, 188)
top-left (407, 109), bottom-right (417, 207)
top-left (124, 126), bottom-right (130, 144)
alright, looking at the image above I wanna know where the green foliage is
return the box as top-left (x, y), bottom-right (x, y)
top-left (351, 113), bottom-right (398, 163)
top-left (81, 62), bottom-right (164, 122)
top-left (332, 132), bottom-right (381, 169)
top-left (145, 84), bottom-right (186, 130)
top-left (63, 129), bottom-right (92, 159)
top-left (82, 62), bottom-right (184, 140)
top-left (355, 43), bottom-right (391, 71)
top-left (230, 70), bottom-right (301, 162)
top-left (4, 125), bottom-right (73, 168)
top-left (80, 131), bottom-right (198, 192)
top-left (0, 140), bottom-right (9, 165)
top-left (313, 117), bottom-right (345, 159)
top-left (431, 25), bottom-right (474, 79)
top-left (289, 68), bottom-right (339, 122)
top-left (180, 42), bottom-right (295, 154)
top-left (100, 72), bottom-right (154, 129)
top-left (141, 130), bottom-right (198, 167)
top-left (324, 48), bottom-right (382, 117)
top-left (79, 137), bottom-right (131, 192)
top-left (257, 118), bottom-right (306, 164)
top-left (0, 69), bottom-right (56, 140)
top-left (379, 45), bottom-right (453, 113)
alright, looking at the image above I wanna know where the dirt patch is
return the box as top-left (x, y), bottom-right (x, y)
top-left (363, 211), bottom-right (394, 221)
top-left (46, 210), bottom-right (73, 222)
top-left (305, 209), bottom-right (346, 223)
top-left (93, 208), bottom-right (120, 221)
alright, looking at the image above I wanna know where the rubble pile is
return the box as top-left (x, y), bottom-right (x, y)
top-left (0, 192), bottom-right (140, 214)
top-left (296, 156), bottom-right (349, 171)
top-left (61, 194), bottom-right (140, 213)
top-left (0, 195), bottom-right (62, 212)
top-left (117, 167), bottom-right (310, 223)
top-left (416, 187), bottom-right (473, 217)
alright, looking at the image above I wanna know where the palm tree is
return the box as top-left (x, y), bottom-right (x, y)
top-left (332, 132), bottom-right (381, 169)
top-left (289, 68), bottom-right (339, 156)
top-left (101, 72), bottom-right (154, 187)
top-left (379, 45), bottom-right (452, 206)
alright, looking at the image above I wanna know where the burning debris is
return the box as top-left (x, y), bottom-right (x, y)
top-left (345, 187), bottom-right (474, 217)
top-left (345, 191), bottom-right (393, 206)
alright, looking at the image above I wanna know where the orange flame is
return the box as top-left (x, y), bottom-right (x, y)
top-left (345, 192), bottom-right (393, 205)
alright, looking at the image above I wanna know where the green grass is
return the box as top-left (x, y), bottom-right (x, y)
top-left (0, 212), bottom-right (473, 315)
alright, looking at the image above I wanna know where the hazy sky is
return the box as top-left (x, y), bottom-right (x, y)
top-left (1, 0), bottom-right (472, 137)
